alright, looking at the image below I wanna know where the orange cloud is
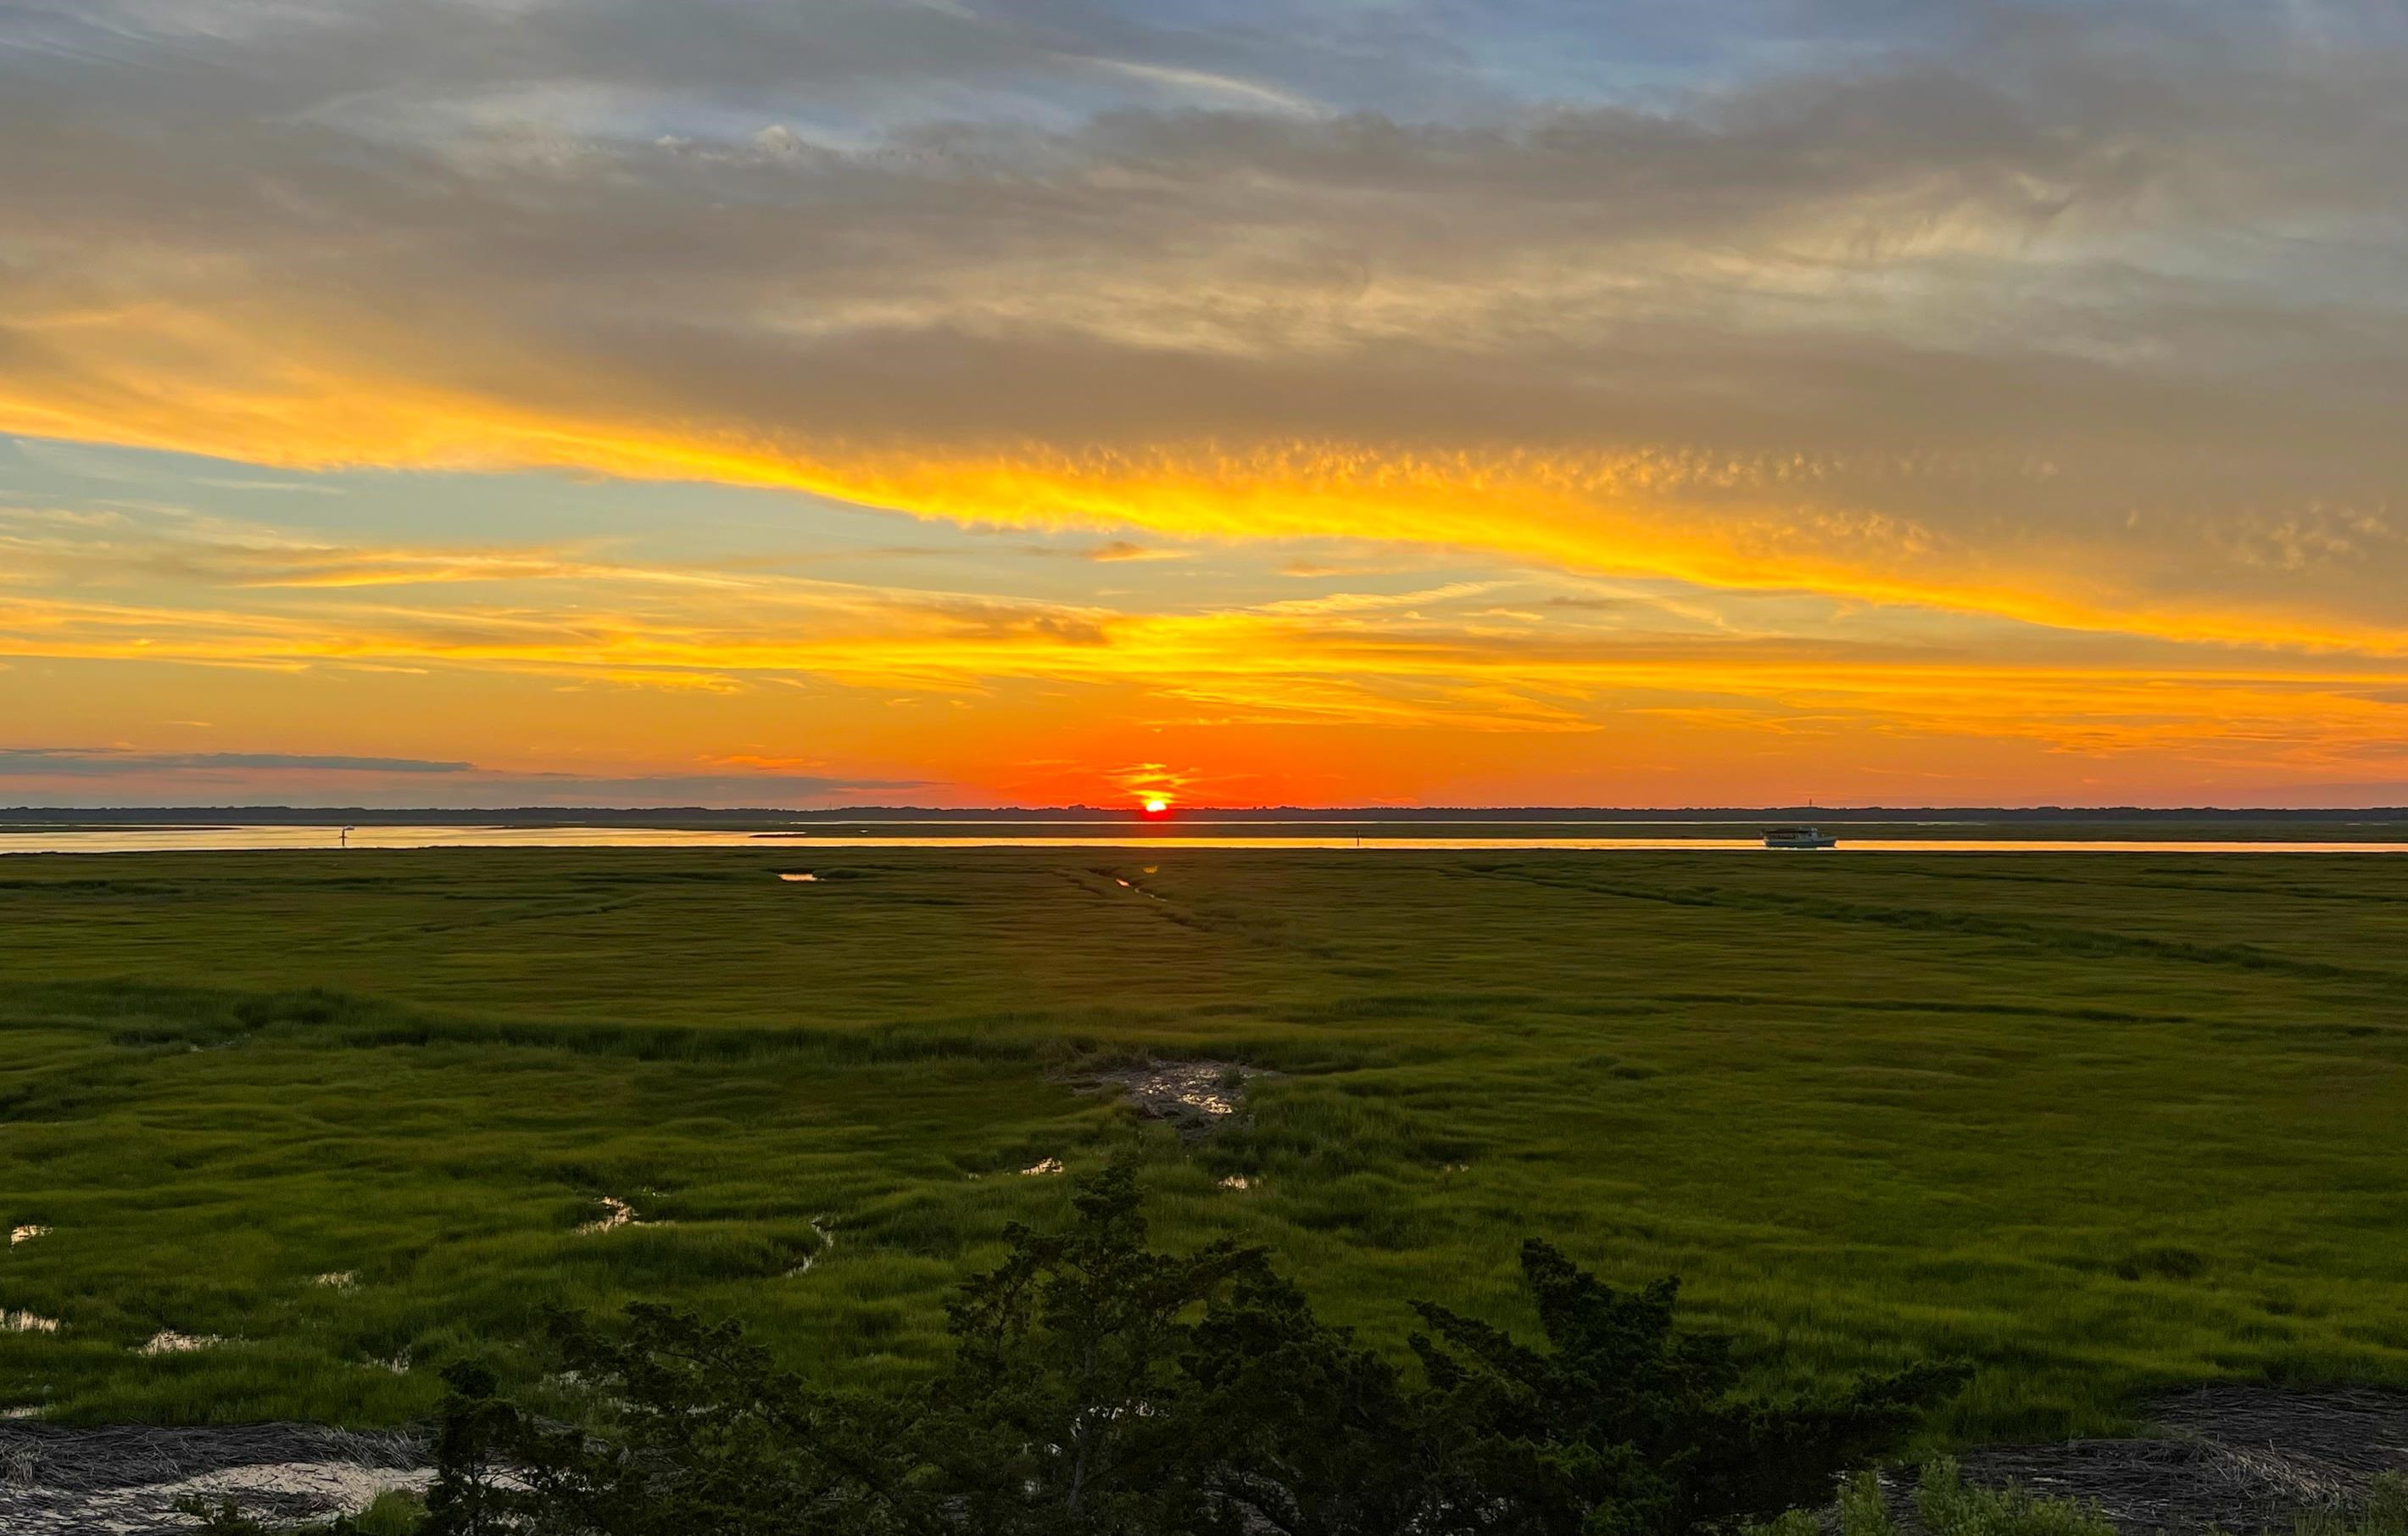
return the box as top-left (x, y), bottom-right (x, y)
top-left (9, 298), bottom-right (2408, 666)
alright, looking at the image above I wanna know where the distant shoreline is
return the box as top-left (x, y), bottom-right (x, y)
top-left (5, 804), bottom-right (2405, 829)
top-left (7, 812), bottom-right (2408, 851)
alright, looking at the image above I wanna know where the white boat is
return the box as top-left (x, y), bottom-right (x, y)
top-left (1764, 825), bottom-right (1837, 849)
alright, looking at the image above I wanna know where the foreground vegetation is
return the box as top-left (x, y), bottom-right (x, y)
top-left (196, 1165), bottom-right (1956, 1534)
top-left (175, 1173), bottom-right (2408, 1536)
top-left (5, 846), bottom-right (2408, 1438)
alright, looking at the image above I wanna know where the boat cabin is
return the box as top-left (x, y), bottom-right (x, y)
top-left (1763, 825), bottom-right (1838, 849)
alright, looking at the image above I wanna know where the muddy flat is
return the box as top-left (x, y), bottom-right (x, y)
top-left (1074, 1058), bottom-right (1274, 1142)
top-left (0, 1422), bottom-right (429, 1534)
top-left (1877, 1385), bottom-right (2408, 1533)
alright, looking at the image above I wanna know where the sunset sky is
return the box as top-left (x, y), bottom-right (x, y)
top-left (4, 0), bottom-right (2407, 807)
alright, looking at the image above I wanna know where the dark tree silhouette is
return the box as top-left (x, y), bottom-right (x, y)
top-left (407, 1165), bottom-right (1961, 1536)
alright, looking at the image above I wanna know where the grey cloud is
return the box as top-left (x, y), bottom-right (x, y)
top-left (895, 593), bottom-right (1113, 645)
top-left (0, 748), bottom-right (475, 775)
top-left (1012, 539), bottom-right (1188, 561)
top-left (0, 772), bottom-right (934, 809)
top-left (0, 745), bottom-right (933, 802)
top-left (4, 1), bottom-right (2408, 628)
top-left (506, 770), bottom-right (932, 795)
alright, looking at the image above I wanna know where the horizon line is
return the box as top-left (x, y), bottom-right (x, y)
top-left (8, 803), bottom-right (2408, 818)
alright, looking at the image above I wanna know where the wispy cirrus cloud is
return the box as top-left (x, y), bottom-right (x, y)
top-left (8, 533), bottom-right (2408, 776)
top-left (0, 505), bottom-right (754, 591)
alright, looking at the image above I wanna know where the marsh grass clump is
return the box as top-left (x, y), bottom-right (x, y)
top-left (2371, 1472), bottom-right (2408, 1532)
top-left (1915, 1458), bottom-right (2117, 1536)
top-left (2297, 1472), bottom-right (2408, 1536)
top-left (176, 1488), bottom-right (427, 1534)
top-left (1753, 1461), bottom-right (2119, 1536)
top-left (1837, 1469), bottom-right (1896, 1536)
top-left (2115, 1245), bottom-right (2209, 1282)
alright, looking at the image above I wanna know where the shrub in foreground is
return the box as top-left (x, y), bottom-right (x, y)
top-left (402, 1164), bottom-right (1959, 1535)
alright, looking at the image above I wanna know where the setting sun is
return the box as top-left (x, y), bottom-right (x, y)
top-left (1143, 797), bottom-right (1170, 815)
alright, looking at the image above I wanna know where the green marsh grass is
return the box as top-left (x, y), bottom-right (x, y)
top-left (3, 846), bottom-right (2407, 1437)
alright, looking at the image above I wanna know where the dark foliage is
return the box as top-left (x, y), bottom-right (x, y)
top-left (1409, 1241), bottom-right (1965, 1534)
top-left (410, 1165), bottom-right (1960, 1535)
top-left (422, 1361), bottom-right (533, 1536)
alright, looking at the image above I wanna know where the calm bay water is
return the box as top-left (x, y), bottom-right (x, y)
top-left (3, 825), bottom-right (2405, 855)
